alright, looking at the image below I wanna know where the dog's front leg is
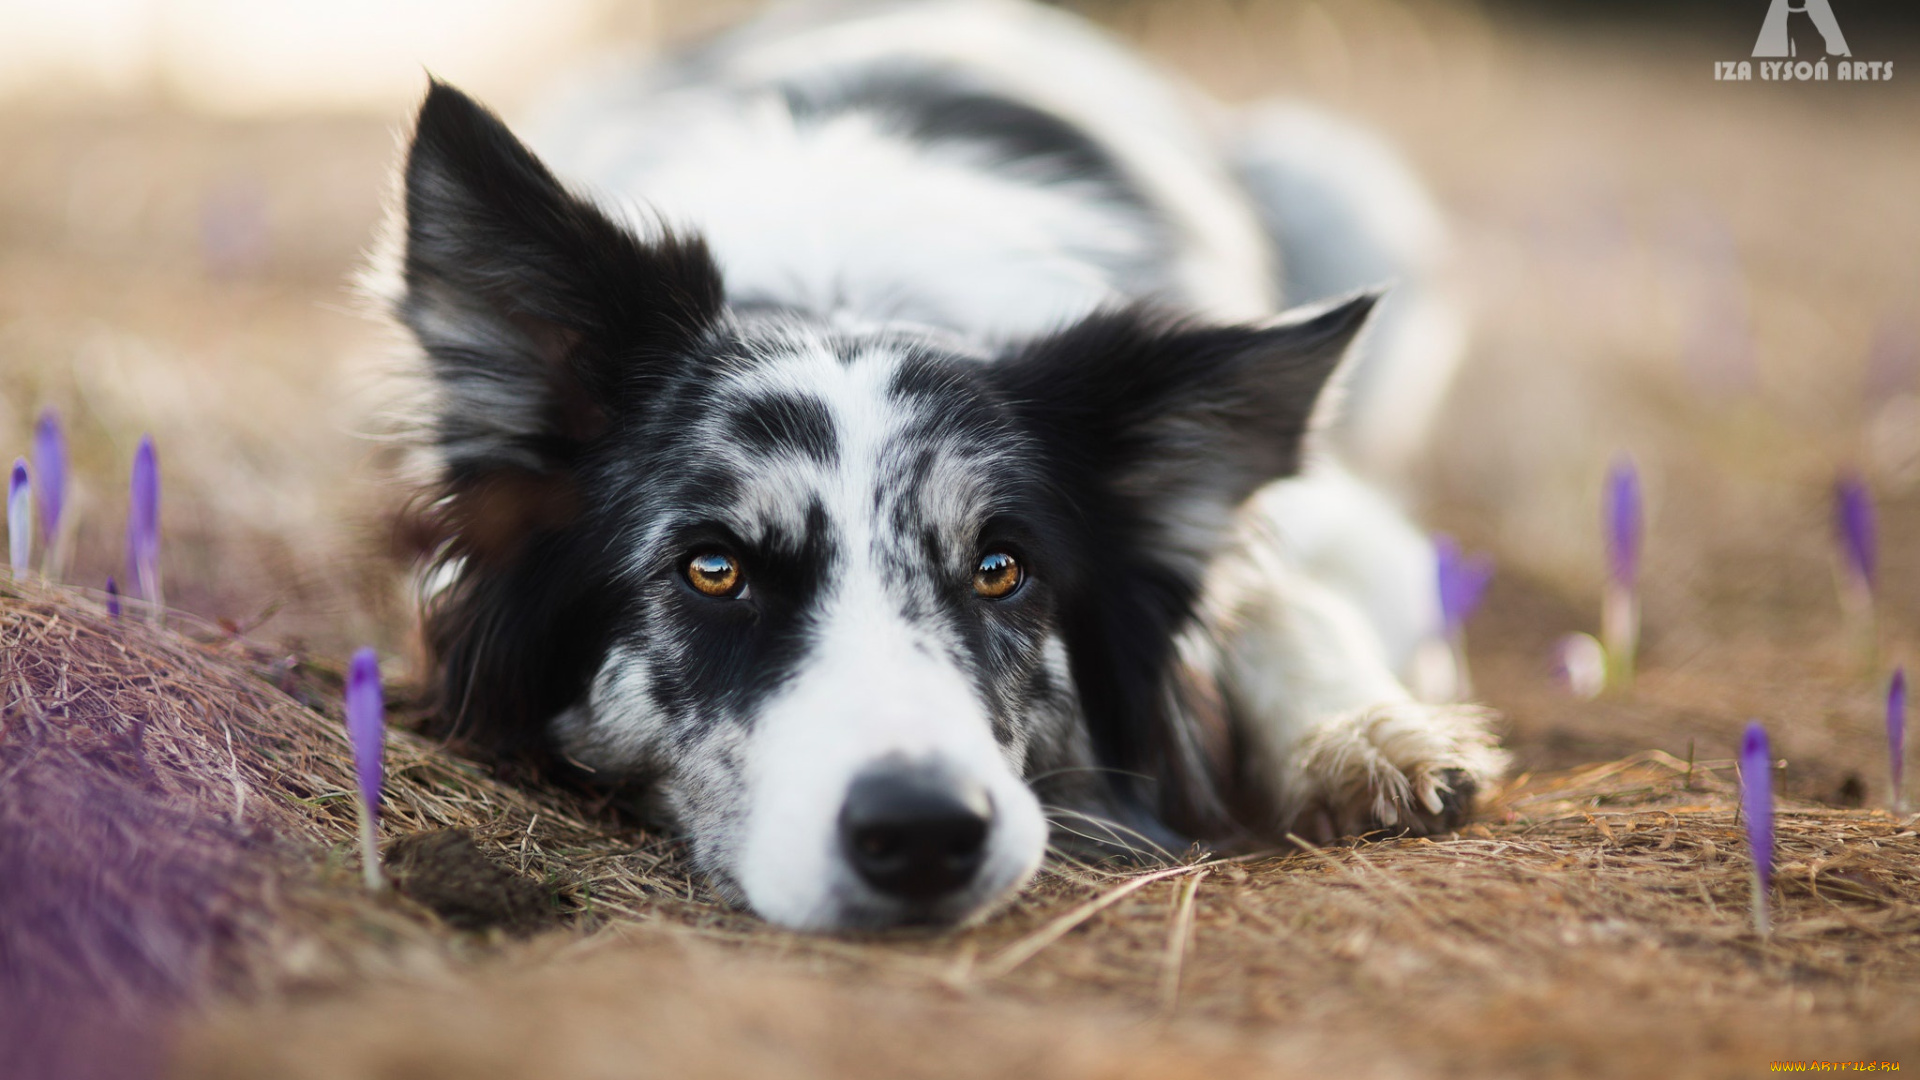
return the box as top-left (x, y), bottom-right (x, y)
top-left (1202, 512), bottom-right (1508, 842)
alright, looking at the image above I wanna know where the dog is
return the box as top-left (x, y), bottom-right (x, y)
top-left (376, 0), bottom-right (1507, 931)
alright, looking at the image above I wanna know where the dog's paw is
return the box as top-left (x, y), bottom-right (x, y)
top-left (1282, 702), bottom-right (1508, 842)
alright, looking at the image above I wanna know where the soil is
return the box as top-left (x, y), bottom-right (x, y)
top-left (386, 830), bottom-right (559, 936)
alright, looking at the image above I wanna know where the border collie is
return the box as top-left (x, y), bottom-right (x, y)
top-left (377, 0), bottom-right (1506, 931)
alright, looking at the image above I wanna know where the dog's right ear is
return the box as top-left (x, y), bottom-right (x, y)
top-left (395, 80), bottom-right (723, 487)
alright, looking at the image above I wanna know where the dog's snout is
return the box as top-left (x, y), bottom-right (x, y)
top-left (839, 764), bottom-right (993, 902)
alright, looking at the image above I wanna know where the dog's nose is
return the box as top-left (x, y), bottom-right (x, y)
top-left (839, 763), bottom-right (994, 901)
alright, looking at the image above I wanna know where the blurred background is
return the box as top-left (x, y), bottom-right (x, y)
top-left (1, 0), bottom-right (1917, 800)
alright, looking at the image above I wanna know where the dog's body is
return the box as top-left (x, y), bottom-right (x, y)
top-left (384, 0), bottom-right (1505, 931)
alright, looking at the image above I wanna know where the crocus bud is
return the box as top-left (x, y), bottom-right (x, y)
top-left (1605, 457), bottom-right (1642, 591)
top-left (1435, 534), bottom-right (1494, 636)
top-left (1890, 668), bottom-right (1907, 813)
top-left (1834, 473), bottom-right (1877, 591)
top-left (32, 409), bottom-right (66, 550)
top-left (1740, 721), bottom-right (1774, 936)
top-left (127, 436), bottom-right (162, 619)
top-left (345, 646), bottom-right (386, 891)
top-left (1433, 534), bottom-right (1494, 700)
top-left (8, 460), bottom-right (31, 574)
top-left (1601, 456), bottom-right (1643, 690)
top-left (1832, 472), bottom-right (1878, 666)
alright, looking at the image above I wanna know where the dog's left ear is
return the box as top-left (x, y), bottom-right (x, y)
top-left (991, 293), bottom-right (1374, 839)
top-left (995, 293), bottom-right (1374, 577)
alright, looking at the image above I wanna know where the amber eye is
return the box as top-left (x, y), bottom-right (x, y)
top-left (685, 552), bottom-right (744, 598)
top-left (973, 551), bottom-right (1022, 599)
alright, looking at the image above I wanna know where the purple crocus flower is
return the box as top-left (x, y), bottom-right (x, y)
top-left (1741, 721), bottom-right (1774, 936)
top-left (345, 646), bottom-right (386, 890)
top-left (32, 409), bottom-right (66, 547)
top-left (1891, 667), bottom-right (1908, 813)
top-left (1434, 534), bottom-right (1494, 635)
top-left (1601, 456), bottom-right (1643, 691)
top-left (1833, 472), bottom-right (1876, 590)
top-left (105, 576), bottom-right (120, 620)
top-left (1605, 457), bottom-right (1643, 590)
top-left (127, 436), bottom-right (161, 614)
top-left (8, 460), bottom-right (29, 573)
top-left (1832, 471), bottom-right (1879, 664)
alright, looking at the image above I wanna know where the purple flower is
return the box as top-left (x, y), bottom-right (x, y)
top-left (32, 409), bottom-right (66, 546)
top-left (105, 576), bottom-right (120, 620)
top-left (8, 460), bottom-right (29, 573)
top-left (345, 647), bottom-right (386, 891)
top-left (1834, 472), bottom-right (1876, 590)
top-left (345, 647), bottom-right (385, 824)
top-left (1741, 721), bottom-right (1774, 934)
top-left (127, 436), bottom-right (160, 608)
top-left (1434, 534), bottom-right (1494, 635)
top-left (1891, 667), bottom-right (1907, 811)
top-left (1605, 457), bottom-right (1642, 590)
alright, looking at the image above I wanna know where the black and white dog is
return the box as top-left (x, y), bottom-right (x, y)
top-left (377, 0), bottom-right (1506, 930)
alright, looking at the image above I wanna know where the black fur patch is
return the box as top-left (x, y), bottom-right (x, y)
top-left (779, 65), bottom-right (1145, 206)
top-left (399, 82), bottom-right (727, 758)
top-left (721, 393), bottom-right (840, 464)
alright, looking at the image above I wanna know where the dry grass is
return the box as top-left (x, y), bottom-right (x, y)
top-left (7, 579), bottom-right (1920, 1077)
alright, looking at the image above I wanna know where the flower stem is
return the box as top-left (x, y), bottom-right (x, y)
top-left (1447, 630), bottom-right (1474, 700)
top-left (358, 800), bottom-right (385, 893)
top-left (1602, 584), bottom-right (1637, 693)
top-left (1838, 571), bottom-right (1876, 671)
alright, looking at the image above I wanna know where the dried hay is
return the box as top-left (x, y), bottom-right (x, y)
top-left (6, 578), bottom-right (1920, 1079)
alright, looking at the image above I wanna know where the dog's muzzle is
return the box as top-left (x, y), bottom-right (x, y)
top-left (839, 761), bottom-right (994, 902)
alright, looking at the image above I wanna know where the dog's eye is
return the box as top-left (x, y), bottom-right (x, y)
top-left (685, 552), bottom-right (744, 598)
top-left (972, 551), bottom-right (1022, 599)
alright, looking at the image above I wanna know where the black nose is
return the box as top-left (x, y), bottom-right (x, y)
top-left (839, 763), bottom-right (994, 902)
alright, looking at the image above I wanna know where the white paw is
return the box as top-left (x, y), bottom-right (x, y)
top-left (1282, 701), bottom-right (1508, 841)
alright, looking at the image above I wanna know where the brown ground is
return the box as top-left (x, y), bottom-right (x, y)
top-left (4, 2), bottom-right (1920, 1077)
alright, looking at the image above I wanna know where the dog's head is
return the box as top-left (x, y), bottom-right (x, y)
top-left (389, 83), bottom-right (1369, 930)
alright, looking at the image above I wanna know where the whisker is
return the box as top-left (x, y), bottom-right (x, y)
top-left (1026, 763), bottom-right (1157, 785)
top-left (1041, 804), bottom-right (1178, 863)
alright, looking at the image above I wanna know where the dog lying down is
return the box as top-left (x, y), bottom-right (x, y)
top-left (376, 0), bottom-right (1508, 931)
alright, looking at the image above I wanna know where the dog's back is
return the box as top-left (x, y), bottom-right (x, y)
top-left (525, 0), bottom-right (1459, 479)
top-left (526, 2), bottom-right (1270, 336)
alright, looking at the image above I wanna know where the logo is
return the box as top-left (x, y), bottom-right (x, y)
top-left (1753, 0), bottom-right (1848, 58)
top-left (1714, 0), bottom-right (1894, 82)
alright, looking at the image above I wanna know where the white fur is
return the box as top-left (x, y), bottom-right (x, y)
top-left (1201, 464), bottom-right (1508, 834)
top-left (721, 333), bottom-right (1046, 927)
top-left (527, 0), bottom-right (1274, 336)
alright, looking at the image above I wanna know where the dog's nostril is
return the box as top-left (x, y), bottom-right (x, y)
top-left (839, 764), bottom-right (993, 902)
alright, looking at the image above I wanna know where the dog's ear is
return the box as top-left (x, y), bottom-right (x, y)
top-left (395, 80), bottom-right (723, 489)
top-left (991, 293), bottom-right (1375, 839)
top-left (393, 82), bottom-right (724, 761)
top-left (996, 293), bottom-right (1373, 576)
